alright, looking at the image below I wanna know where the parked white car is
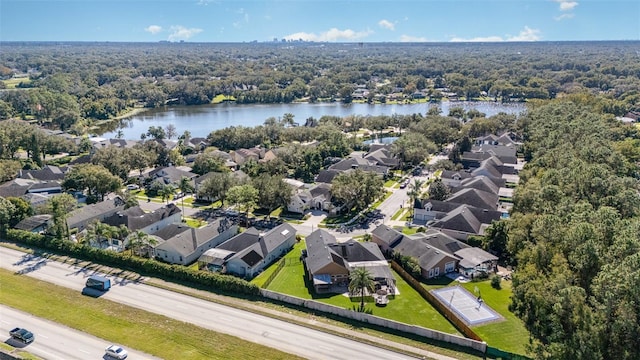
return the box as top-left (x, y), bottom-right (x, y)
top-left (105, 345), bottom-right (128, 359)
top-left (126, 184), bottom-right (140, 190)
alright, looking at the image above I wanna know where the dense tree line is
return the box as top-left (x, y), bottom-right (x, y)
top-left (1, 42), bottom-right (638, 132)
top-left (0, 119), bottom-right (76, 170)
top-left (496, 96), bottom-right (640, 359)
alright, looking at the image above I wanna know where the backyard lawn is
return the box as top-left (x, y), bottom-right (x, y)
top-left (259, 248), bottom-right (459, 335)
top-left (461, 280), bottom-right (530, 356)
top-left (421, 276), bottom-right (530, 356)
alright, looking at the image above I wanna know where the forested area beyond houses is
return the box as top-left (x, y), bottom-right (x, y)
top-left (504, 96), bottom-right (640, 360)
top-left (0, 41), bottom-right (639, 134)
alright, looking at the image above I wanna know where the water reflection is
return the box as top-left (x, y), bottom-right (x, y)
top-left (99, 101), bottom-right (525, 140)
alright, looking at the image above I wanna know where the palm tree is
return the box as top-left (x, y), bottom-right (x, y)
top-left (127, 230), bottom-right (158, 258)
top-left (115, 224), bottom-right (129, 248)
top-left (349, 267), bottom-right (375, 312)
top-left (178, 176), bottom-right (194, 222)
top-left (84, 221), bottom-right (115, 248)
top-left (158, 184), bottom-right (176, 204)
top-left (407, 179), bottom-right (424, 219)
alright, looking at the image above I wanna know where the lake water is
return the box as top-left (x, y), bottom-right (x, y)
top-left (363, 136), bottom-right (398, 145)
top-left (100, 101), bottom-right (526, 140)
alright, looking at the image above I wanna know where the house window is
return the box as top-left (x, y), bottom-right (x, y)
top-left (434, 267), bottom-right (440, 277)
top-left (445, 262), bottom-right (455, 273)
top-left (429, 269), bottom-right (434, 278)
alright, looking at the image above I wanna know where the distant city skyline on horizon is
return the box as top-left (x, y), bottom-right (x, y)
top-left (1, 1), bottom-right (638, 43)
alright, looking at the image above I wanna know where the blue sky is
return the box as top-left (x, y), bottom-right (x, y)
top-left (1, 0), bottom-right (638, 42)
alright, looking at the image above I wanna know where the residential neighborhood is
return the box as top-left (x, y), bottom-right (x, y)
top-left (1, 36), bottom-right (639, 360)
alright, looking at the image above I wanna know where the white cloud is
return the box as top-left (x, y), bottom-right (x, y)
top-left (554, 13), bottom-right (575, 20)
top-left (553, 0), bottom-right (578, 11)
top-left (378, 19), bottom-right (395, 31)
top-left (509, 26), bottom-right (541, 41)
top-left (167, 26), bottom-right (203, 41)
top-left (400, 35), bottom-right (427, 42)
top-left (145, 25), bottom-right (162, 35)
top-left (284, 28), bottom-right (373, 42)
top-left (450, 26), bottom-right (540, 42)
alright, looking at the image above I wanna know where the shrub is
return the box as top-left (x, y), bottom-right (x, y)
top-left (7, 229), bottom-right (259, 296)
top-left (491, 274), bottom-right (502, 289)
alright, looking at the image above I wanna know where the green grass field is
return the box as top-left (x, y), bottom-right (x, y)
top-left (260, 248), bottom-right (459, 335)
top-left (2, 77), bottom-right (32, 89)
top-left (421, 277), bottom-right (530, 356)
top-left (0, 268), bottom-right (300, 360)
top-left (211, 95), bottom-right (236, 104)
top-left (461, 280), bottom-right (530, 355)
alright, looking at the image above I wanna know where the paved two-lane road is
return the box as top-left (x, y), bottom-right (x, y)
top-left (0, 305), bottom-right (160, 360)
top-left (0, 247), bottom-right (416, 360)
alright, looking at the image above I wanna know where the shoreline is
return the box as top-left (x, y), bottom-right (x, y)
top-left (111, 107), bottom-right (149, 120)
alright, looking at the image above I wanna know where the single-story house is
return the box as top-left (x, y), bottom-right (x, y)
top-left (303, 229), bottom-right (395, 293)
top-left (429, 205), bottom-right (503, 241)
top-left (67, 196), bottom-right (125, 232)
top-left (208, 223), bottom-right (297, 278)
top-left (147, 166), bottom-right (197, 187)
top-left (13, 214), bottom-right (52, 234)
top-left (440, 170), bottom-right (473, 188)
top-left (153, 219), bottom-right (238, 265)
top-left (371, 225), bottom-right (497, 279)
top-left (103, 203), bottom-right (181, 234)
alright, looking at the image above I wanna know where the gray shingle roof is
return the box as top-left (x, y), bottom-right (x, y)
top-left (19, 166), bottom-right (65, 181)
top-left (220, 223), bottom-right (296, 269)
top-left (441, 170), bottom-right (473, 181)
top-left (455, 176), bottom-right (500, 195)
top-left (309, 183), bottom-right (331, 199)
top-left (365, 148), bottom-right (399, 168)
top-left (148, 166), bottom-right (197, 185)
top-left (389, 230), bottom-right (463, 272)
top-left (153, 219), bottom-right (235, 258)
top-left (14, 214), bottom-right (52, 231)
top-left (371, 224), bottom-right (403, 247)
top-left (305, 229), bottom-right (343, 275)
top-left (103, 203), bottom-right (181, 231)
top-left (455, 247), bottom-right (498, 269)
top-left (430, 205), bottom-right (501, 235)
top-left (446, 188), bottom-right (499, 210)
top-left (217, 227), bottom-right (261, 252)
top-left (67, 197), bottom-right (125, 228)
top-left (315, 169), bottom-right (341, 184)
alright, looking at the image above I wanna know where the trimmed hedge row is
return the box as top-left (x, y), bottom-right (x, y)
top-left (5, 229), bottom-right (259, 296)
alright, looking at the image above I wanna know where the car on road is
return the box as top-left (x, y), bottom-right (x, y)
top-left (126, 184), bottom-right (140, 190)
top-left (105, 344), bottom-right (128, 359)
top-left (9, 327), bottom-right (35, 344)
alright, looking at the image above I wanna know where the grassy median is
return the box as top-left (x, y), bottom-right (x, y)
top-left (0, 268), bottom-right (301, 360)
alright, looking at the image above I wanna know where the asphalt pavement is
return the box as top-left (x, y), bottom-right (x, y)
top-left (0, 246), bottom-right (421, 360)
top-left (1, 305), bottom-right (159, 360)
